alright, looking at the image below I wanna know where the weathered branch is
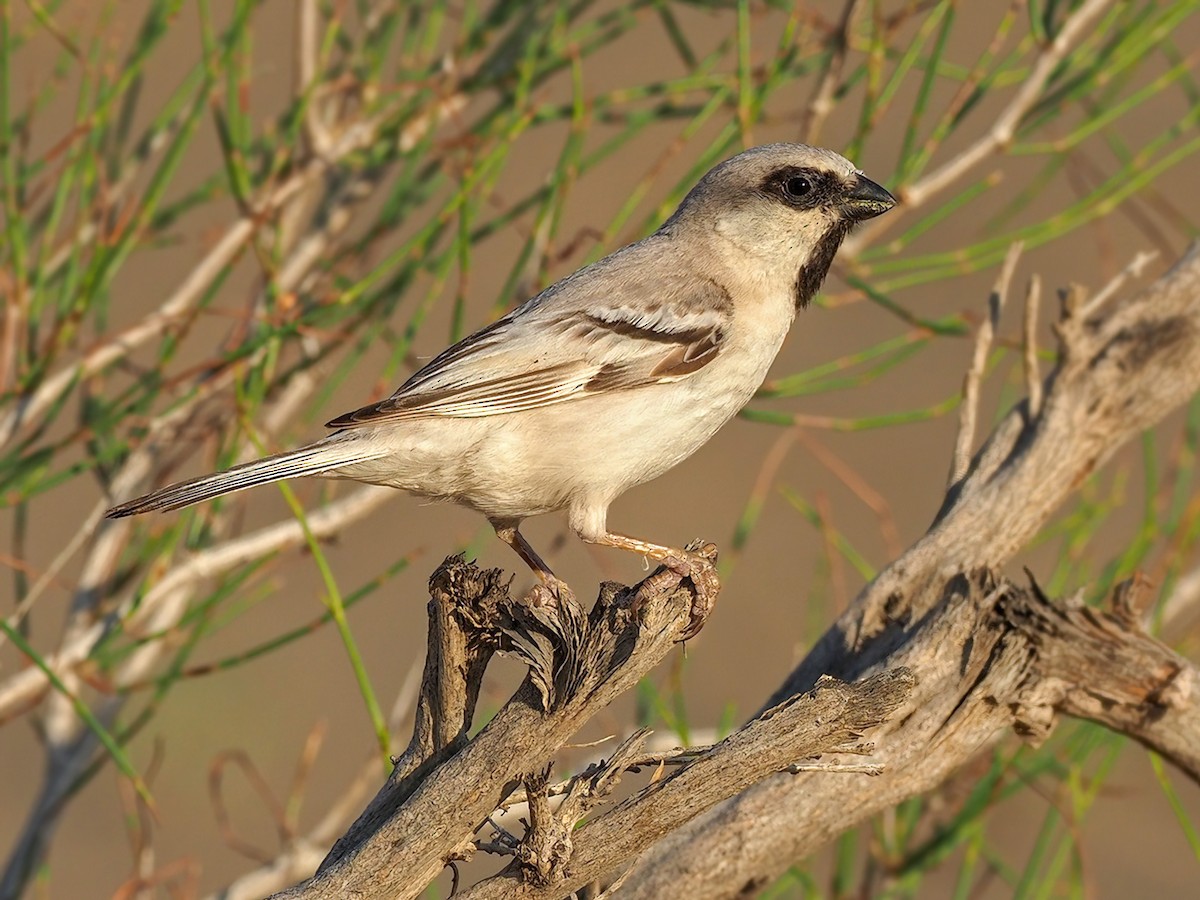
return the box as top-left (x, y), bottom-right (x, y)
top-left (271, 552), bottom-right (744, 898)
top-left (616, 246), bottom-right (1200, 896)
top-left (458, 669), bottom-right (913, 900)
top-left (616, 570), bottom-right (1200, 899)
top-left (1006, 576), bottom-right (1200, 778)
top-left (842, 0), bottom-right (1117, 256)
top-left (264, 551), bottom-right (912, 900)
top-left (318, 558), bottom-right (508, 870)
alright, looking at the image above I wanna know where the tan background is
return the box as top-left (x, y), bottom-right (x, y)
top-left (2, 1), bottom-right (1199, 896)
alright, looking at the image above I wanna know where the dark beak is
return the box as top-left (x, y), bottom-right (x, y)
top-left (841, 173), bottom-right (896, 220)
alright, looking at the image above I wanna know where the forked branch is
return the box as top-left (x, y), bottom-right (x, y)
top-left (271, 552), bottom-right (911, 900)
top-left (618, 245), bottom-right (1200, 897)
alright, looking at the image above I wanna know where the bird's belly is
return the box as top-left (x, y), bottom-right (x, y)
top-left (337, 379), bottom-right (739, 520)
top-left (463, 371), bottom-right (754, 516)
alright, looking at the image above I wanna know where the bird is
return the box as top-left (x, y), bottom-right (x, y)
top-left (107, 143), bottom-right (895, 628)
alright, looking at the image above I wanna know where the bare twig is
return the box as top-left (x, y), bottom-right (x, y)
top-left (0, 119), bottom-right (381, 447)
top-left (801, 0), bottom-right (863, 144)
top-left (842, 0), bottom-right (1117, 257)
top-left (1160, 560), bottom-right (1200, 641)
top-left (949, 241), bottom-right (1022, 487)
top-left (491, 741), bottom-right (709, 816)
top-left (594, 866), bottom-right (634, 900)
top-left (297, 0), bottom-right (332, 157)
top-left (200, 665), bottom-right (423, 900)
top-left (1080, 249), bottom-right (1159, 319)
top-left (785, 760), bottom-right (883, 775)
top-left (796, 429), bottom-right (902, 559)
top-left (1023, 273), bottom-right (1043, 418)
top-left (0, 485), bottom-right (392, 720)
top-left (905, 0), bottom-right (1114, 207)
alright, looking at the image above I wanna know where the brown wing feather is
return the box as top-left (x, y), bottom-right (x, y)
top-left (326, 363), bottom-right (584, 426)
top-left (325, 247), bottom-right (734, 428)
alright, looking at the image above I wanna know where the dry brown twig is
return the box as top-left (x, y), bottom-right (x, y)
top-left (800, 0), bottom-right (864, 145)
top-left (1023, 272), bottom-right (1044, 417)
top-left (842, 0), bottom-right (1117, 258)
top-left (949, 241), bottom-right (1023, 488)
top-left (192, 665), bottom-right (423, 900)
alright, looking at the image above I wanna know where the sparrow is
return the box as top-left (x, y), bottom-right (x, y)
top-left (107, 143), bottom-right (895, 628)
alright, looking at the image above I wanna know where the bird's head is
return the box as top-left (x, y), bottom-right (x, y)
top-left (665, 143), bottom-right (896, 307)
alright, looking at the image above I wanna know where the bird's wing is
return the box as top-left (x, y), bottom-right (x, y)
top-left (326, 248), bottom-right (732, 427)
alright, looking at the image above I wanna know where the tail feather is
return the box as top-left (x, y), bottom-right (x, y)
top-left (105, 439), bottom-right (386, 518)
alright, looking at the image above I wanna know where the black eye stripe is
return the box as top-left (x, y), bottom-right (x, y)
top-left (761, 166), bottom-right (840, 209)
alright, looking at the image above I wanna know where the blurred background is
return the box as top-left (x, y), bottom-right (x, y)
top-left (2, 0), bottom-right (1199, 896)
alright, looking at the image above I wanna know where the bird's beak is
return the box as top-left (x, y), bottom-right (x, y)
top-left (841, 174), bottom-right (897, 220)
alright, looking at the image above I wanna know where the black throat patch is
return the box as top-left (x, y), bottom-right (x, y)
top-left (794, 219), bottom-right (852, 309)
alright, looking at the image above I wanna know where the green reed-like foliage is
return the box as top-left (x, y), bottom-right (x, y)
top-left (2, 1), bottom-right (1198, 896)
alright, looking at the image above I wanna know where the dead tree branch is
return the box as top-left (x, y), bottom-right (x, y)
top-left (459, 669), bottom-right (913, 900)
top-left (270, 555), bottom-right (726, 898)
top-left (267, 551), bottom-right (911, 900)
top-left (616, 246), bottom-right (1200, 896)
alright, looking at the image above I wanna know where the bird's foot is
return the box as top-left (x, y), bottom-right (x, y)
top-left (662, 541), bottom-right (720, 641)
top-left (528, 574), bottom-right (569, 609)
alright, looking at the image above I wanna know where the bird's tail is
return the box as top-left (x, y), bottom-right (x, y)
top-left (105, 437), bottom-right (386, 518)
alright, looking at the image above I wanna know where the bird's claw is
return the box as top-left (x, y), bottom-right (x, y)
top-left (662, 545), bottom-right (720, 641)
top-left (529, 575), bottom-right (572, 610)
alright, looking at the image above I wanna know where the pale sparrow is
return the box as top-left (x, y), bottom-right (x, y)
top-left (108, 143), bottom-right (895, 627)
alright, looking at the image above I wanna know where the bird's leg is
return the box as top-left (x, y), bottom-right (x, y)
top-left (587, 531), bottom-right (720, 640)
top-left (492, 521), bottom-right (562, 598)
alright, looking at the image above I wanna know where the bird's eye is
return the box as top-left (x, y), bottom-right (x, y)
top-left (783, 175), bottom-right (811, 199)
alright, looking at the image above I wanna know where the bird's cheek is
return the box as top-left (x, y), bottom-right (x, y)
top-left (713, 214), bottom-right (740, 241)
top-left (714, 215), bottom-right (776, 259)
